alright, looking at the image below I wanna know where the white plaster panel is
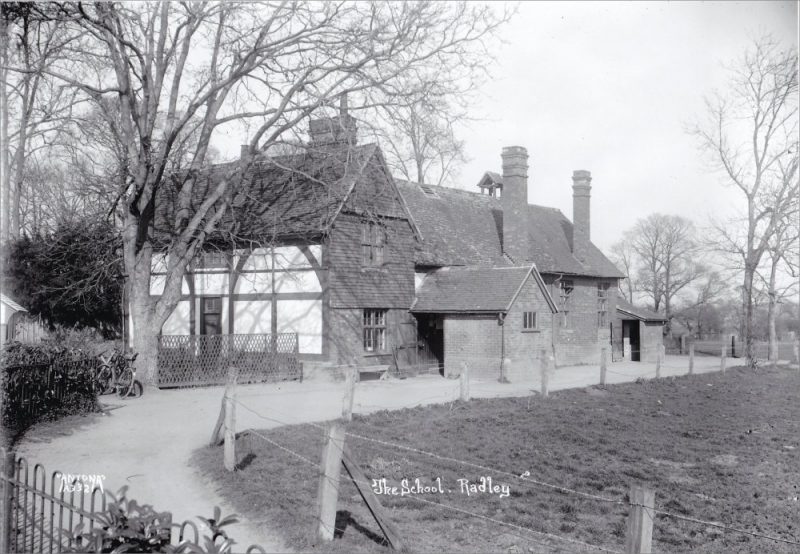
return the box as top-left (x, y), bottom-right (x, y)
top-left (274, 246), bottom-right (312, 270)
top-left (277, 299), bottom-right (322, 354)
top-left (241, 248), bottom-right (272, 271)
top-left (273, 270), bottom-right (321, 294)
top-left (162, 301), bottom-right (191, 335)
top-left (151, 253), bottom-right (168, 273)
top-left (234, 271), bottom-right (272, 295)
top-left (233, 300), bottom-right (272, 335)
top-left (150, 274), bottom-right (165, 296)
top-left (150, 273), bottom-right (191, 295)
top-left (194, 273), bottom-right (230, 296)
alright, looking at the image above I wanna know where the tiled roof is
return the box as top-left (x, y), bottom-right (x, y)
top-left (395, 180), bottom-right (624, 278)
top-left (154, 144), bottom-right (379, 244)
top-left (616, 298), bottom-right (666, 322)
top-left (411, 265), bottom-right (555, 313)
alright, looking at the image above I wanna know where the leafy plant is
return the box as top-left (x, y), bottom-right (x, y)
top-left (67, 488), bottom-right (244, 554)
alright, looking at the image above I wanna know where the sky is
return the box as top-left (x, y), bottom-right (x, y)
top-left (451, 0), bottom-right (798, 252)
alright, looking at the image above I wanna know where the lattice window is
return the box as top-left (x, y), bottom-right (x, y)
top-left (203, 297), bottom-right (222, 314)
top-left (363, 309), bottom-right (387, 352)
top-left (558, 280), bottom-right (574, 328)
top-left (522, 311), bottom-right (538, 331)
top-left (597, 283), bottom-right (610, 328)
top-left (198, 251), bottom-right (228, 269)
top-left (361, 221), bottom-right (385, 267)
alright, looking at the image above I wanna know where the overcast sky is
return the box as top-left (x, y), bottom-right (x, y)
top-left (452, 0), bottom-right (798, 252)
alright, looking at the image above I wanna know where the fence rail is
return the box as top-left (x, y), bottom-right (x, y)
top-left (157, 333), bottom-right (301, 388)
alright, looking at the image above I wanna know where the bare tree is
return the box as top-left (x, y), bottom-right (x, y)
top-left (32, 1), bottom-right (507, 383)
top-left (757, 179), bottom-right (799, 361)
top-left (692, 36), bottom-right (799, 366)
top-left (622, 213), bottom-right (706, 333)
top-left (0, 3), bottom-right (83, 241)
top-left (369, 87), bottom-right (469, 186)
top-left (608, 239), bottom-right (636, 303)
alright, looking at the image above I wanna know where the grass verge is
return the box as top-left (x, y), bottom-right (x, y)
top-left (193, 365), bottom-right (799, 553)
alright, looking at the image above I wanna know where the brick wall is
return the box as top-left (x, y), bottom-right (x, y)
top-left (444, 315), bottom-right (502, 380)
top-left (548, 276), bottom-right (616, 366)
top-left (502, 278), bottom-right (553, 381)
top-left (443, 277), bottom-right (554, 382)
top-left (640, 322), bottom-right (664, 362)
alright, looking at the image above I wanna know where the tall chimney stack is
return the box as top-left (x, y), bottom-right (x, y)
top-left (571, 169), bottom-right (592, 262)
top-left (501, 146), bottom-right (529, 263)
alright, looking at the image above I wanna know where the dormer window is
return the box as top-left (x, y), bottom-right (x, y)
top-left (476, 172), bottom-right (503, 197)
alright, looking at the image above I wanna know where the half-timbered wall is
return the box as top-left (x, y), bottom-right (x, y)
top-left (150, 245), bottom-right (325, 356)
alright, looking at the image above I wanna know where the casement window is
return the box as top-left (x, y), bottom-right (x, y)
top-left (363, 309), bottom-right (387, 352)
top-left (522, 311), bottom-right (538, 331)
top-left (597, 283), bottom-right (610, 328)
top-left (198, 250), bottom-right (228, 269)
top-left (558, 280), bottom-right (574, 328)
top-left (361, 221), bottom-right (385, 267)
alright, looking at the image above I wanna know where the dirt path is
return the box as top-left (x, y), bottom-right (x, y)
top-left (18, 355), bottom-right (732, 552)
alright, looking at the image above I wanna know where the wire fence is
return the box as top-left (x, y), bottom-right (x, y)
top-left (231, 394), bottom-right (800, 553)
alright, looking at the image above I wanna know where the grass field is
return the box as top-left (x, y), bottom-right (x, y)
top-left (194, 365), bottom-right (800, 553)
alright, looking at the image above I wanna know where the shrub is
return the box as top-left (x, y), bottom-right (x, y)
top-left (0, 341), bottom-right (100, 435)
top-left (68, 488), bottom-right (242, 553)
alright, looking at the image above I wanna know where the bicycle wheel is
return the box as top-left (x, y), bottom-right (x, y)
top-left (117, 367), bottom-right (135, 398)
top-left (96, 366), bottom-right (114, 395)
top-left (129, 380), bottom-right (143, 398)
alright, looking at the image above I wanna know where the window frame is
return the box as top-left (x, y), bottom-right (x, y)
top-left (363, 309), bottom-right (388, 352)
top-left (360, 221), bottom-right (386, 268)
top-left (558, 280), bottom-right (574, 328)
top-left (197, 250), bottom-right (229, 270)
top-left (597, 282), bottom-right (610, 328)
top-left (522, 311), bottom-right (538, 332)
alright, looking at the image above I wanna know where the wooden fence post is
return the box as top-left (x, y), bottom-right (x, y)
top-left (223, 367), bottom-right (238, 472)
top-left (600, 347), bottom-right (607, 386)
top-left (342, 366), bottom-right (356, 422)
top-left (688, 344), bottom-right (694, 375)
top-left (625, 485), bottom-right (655, 554)
top-left (0, 450), bottom-right (14, 554)
top-left (540, 349), bottom-right (549, 398)
top-left (460, 362), bottom-right (470, 401)
top-left (316, 423), bottom-right (345, 542)
top-left (655, 346), bottom-right (661, 379)
top-left (794, 342), bottom-right (799, 369)
top-left (720, 345), bottom-right (726, 374)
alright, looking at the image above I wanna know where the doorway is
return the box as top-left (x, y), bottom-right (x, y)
top-left (622, 320), bottom-right (641, 361)
top-left (415, 314), bottom-right (444, 375)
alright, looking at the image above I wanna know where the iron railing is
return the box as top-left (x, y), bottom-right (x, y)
top-left (0, 449), bottom-right (267, 553)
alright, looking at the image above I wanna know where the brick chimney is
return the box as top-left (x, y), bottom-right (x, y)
top-left (240, 144), bottom-right (252, 163)
top-left (501, 146), bottom-right (529, 263)
top-left (571, 169), bottom-right (592, 262)
top-left (309, 94), bottom-right (357, 146)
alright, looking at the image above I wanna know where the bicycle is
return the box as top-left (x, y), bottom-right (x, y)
top-left (96, 350), bottom-right (143, 398)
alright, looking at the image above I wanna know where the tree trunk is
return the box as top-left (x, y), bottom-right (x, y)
top-left (767, 261), bottom-right (779, 362)
top-left (128, 276), bottom-right (160, 387)
top-left (742, 265), bottom-right (756, 368)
